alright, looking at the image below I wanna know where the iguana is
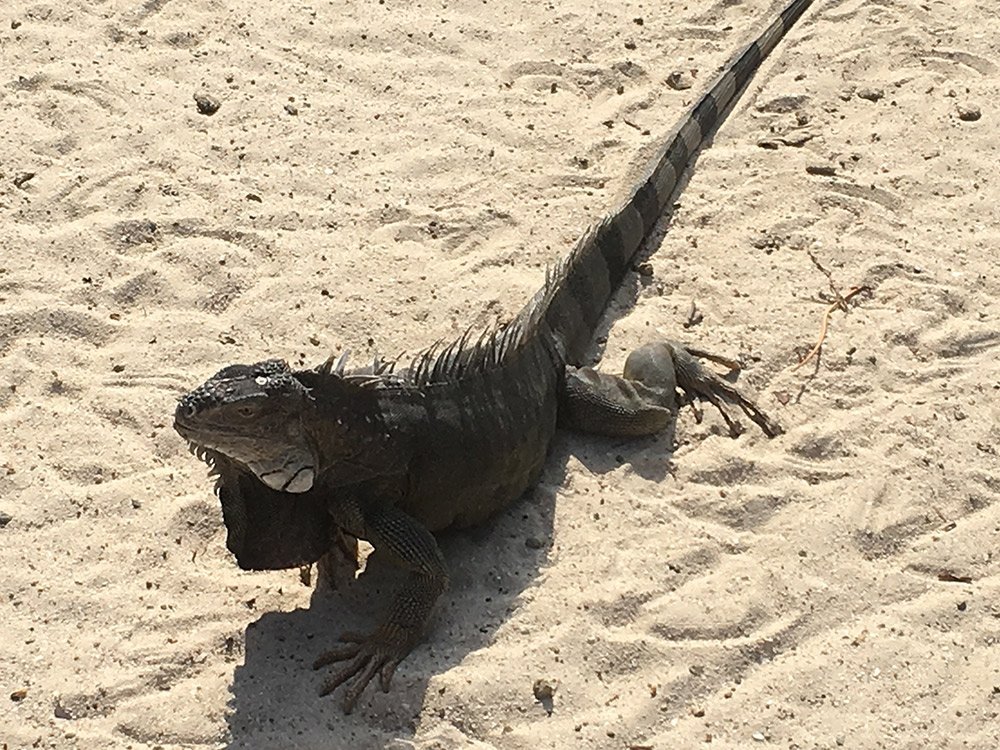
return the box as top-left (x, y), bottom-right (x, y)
top-left (174, 0), bottom-right (811, 713)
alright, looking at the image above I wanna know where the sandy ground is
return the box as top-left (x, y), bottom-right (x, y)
top-left (2, 0), bottom-right (999, 747)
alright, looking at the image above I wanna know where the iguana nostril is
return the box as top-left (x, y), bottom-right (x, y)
top-left (175, 401), bottom-right (197, 421)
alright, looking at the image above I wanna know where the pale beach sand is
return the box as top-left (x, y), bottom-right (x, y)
top-left (1, 1), bottom-right (998, 748)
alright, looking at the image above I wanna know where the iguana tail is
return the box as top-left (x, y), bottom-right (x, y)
top-left (537, 0), bottom-right (814, 365)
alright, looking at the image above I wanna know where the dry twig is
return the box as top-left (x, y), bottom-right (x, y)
top-left (792, 285), bottom-right (868, 372)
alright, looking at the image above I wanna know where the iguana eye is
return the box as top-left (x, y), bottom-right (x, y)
top-left (236, 404), bottom-right (257, 418)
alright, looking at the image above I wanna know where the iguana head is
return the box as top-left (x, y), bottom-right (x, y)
top-left (174, 359), bottom-right (318, 493)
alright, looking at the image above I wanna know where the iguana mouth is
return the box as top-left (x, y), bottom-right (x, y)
top-left (173, 420), bottom-right (199, 445)
top-left (173, 419), bottom-right (232, 455)
top-left (173, 401), bottom-right (243, 439)
top-left (182, 433), bottom-right (316, 493)
top-left (173, 406), bottom-right (220, 443)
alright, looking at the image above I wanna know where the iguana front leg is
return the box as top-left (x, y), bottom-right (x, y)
top-left (560, 340), bottom-right (781, 438)
top-left (314, 499), bottom-right (448, 713)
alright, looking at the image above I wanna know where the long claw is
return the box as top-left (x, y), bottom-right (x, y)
top-left (687, 399), bottom-right (704, 424)
top-left (709, 380), bottom-right (781, 437)
top-left (320, 654), bottom-right (366, 696)
top-left (313, 643), bottom-right (362, 670)
top-left (684, 346), bottom-right (742, 372)
top-left (379, 660), bottom-right (398, 692)
top-left (734, 396), bottom-right (783, 437)
top-left (312, 544), bottom-right (446, 712)
top-left (338, 631), bottom-right (369, 644)
top-left (342, 658), bottom-right (380, 713)
top-left (670, 343), bottom-right (780, 438)
top-left (314, 621), bottom-right (426, 711)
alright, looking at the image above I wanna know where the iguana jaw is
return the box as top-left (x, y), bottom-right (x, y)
top-left (175, 417), bottom-right (319, 493)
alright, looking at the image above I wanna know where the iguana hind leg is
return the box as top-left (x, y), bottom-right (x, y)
top-left (560, 364), bottom-right (674, 437)
top-left (561, 340), bottom-right (781, 438)
top-left (314, 500), bottom-right (448, 713)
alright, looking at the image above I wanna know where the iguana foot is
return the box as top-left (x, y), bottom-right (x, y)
top-left (314, 625), bottom-right (417, 713)
top-left (656, 342), bottom-right (782, 438)
top-left (561, 339), bottom-right (780, 438)
top-left (314, 502), bottom-right (448, 713)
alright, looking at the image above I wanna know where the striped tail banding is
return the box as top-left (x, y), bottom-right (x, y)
top-left (540, 0), bottom-right (814, 366)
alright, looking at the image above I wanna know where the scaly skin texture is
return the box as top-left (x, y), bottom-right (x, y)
top-left (174, 0), bottom-right (812, 713)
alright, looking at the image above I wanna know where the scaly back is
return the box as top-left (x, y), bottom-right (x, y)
top-left (380, 0), bottom-right (813, 388)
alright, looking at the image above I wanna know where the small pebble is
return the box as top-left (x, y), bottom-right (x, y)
top-left (284, 103), bottom-right (299, 116)
top-left (857, 87), bottom-right (884, 102)
top-left (533, 678), bottom-right (557, 702)
top-left (54, 702), bottom-right (72, 719)
top-left (194, 91), bottom-right (221, 116)
top-left (667, 70), bottom-right (694, 90)
top-left (10, 689), bottom-right (27, 701)
top-left (956, 103), bottom-right (981, 122)
top-left (13, 171), bottom-right (35, 189)
top-left (806, 164), bottom-right (837, 176)
top-left (752, 731), bottom-right (766, 742)
top-left (0, 511), bottom-right (11, 528)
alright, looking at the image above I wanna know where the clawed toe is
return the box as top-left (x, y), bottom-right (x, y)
top-left (314, 625), bottom-right (415, 713)
top-left (379, 661), bottom-right (398, 692)
top-left (670, 343), bottom-right (780, 438)
top-left (336, 631), bottom-right (370, 645)
top-left (313, 642), bottom-right (362, 669)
